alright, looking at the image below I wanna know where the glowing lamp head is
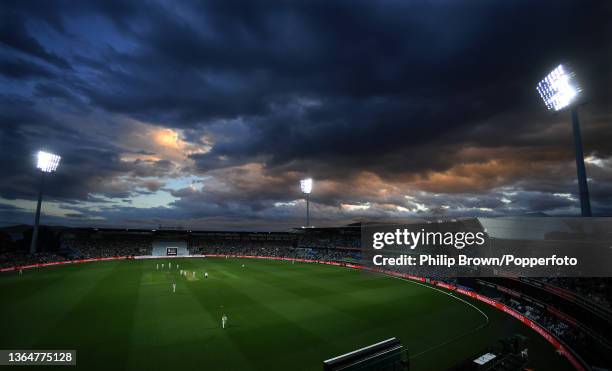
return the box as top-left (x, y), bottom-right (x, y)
top-left (536, 64), bottom-right (580, 111)
top-left (300, 178), bottom-right (313, 194)
top-left (36, 151), bottom-right (61, 173)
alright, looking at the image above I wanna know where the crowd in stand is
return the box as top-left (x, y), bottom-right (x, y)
top-left (0, 249), bottom-right (66, 269)
top-left (62, 238), bottom-right (151, 259)
top-left (188, 238), bottom-right (360, 261)
top-left (538, 277), bottom-right (612, 309)
top-left (495, 293), bottom-right (608, 368)
top-left (1, 234), bottom-right (362, 269)
top-left (502, 297), bottom-right (573, 338)
top-left (297, 234), bottom-right (360, 249)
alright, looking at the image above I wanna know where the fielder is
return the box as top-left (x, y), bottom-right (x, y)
top-left (172, 282), bottom-right (176, 293)
top-left (205, 272), bottom-right (208, 279)
top-left (156, 263), bottom-right (159, 270)
top-left (162, 263), bottom-right (164, 269)
top-left (169, 262), bottom-right (172, 269)
top-left (221, 314), bottom-right (228, 329)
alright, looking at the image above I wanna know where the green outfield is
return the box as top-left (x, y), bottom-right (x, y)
top-left (0, 258), bottom-right (571, 370)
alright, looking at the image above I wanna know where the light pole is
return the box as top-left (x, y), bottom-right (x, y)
top-left (30, 151), bottom-right (61, 254)
top-left (300, 178), bottom-right (313, 227)
top-left (536, 64), bottom-right (591, 216)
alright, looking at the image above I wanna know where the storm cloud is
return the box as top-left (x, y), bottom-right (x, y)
top-left (1, 0), bottom-right (611, 230)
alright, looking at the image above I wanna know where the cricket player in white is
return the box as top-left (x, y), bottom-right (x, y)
top-left (172, 282), bottom-right (176, 293)
top-left (156, 263), bottom-right (159, 270)
top-left (205, 272), bottom-right (208, 279)
top-left (193, 271), bottom-right (196, 278)
top-left (169, 262), bottom-right (172, 269)
top-left (162, 263), bottom-right (164, 269)
top-left (222, 314), bottom-right (228, 329)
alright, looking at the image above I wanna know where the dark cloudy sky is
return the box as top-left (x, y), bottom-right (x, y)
top-left (1, 0), bottom-right (611, 230)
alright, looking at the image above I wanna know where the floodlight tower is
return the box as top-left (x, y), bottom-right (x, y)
top-left (300, 178), bottom-right (313, 227)
top-left (30, 151), bottom-right (61, 254)
top-left (536, 64), bottom-right (591, 216)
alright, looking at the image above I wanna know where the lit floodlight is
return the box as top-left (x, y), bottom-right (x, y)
top-left (300, 178), bottom-right (313, 194)
top-left (36, 151), bottom-right (61, 173)
top-left (536, 64), bottom-right (580, 111)
top-left (534, 63), bottom-right (591, 216)
top-left (30, 150), bottom-right (61, 254)
top-left (300, 178), bottom-right (313, 227)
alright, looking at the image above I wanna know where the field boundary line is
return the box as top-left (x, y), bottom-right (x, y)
top-left (382, 273), bottom-right (489, 359)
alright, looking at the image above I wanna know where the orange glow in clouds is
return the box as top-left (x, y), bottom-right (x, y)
top-left (154, 128), bottom-right (181, 148)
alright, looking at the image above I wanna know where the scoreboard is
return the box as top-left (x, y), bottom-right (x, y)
top-left (166, 247), bottom-right (178, 256)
